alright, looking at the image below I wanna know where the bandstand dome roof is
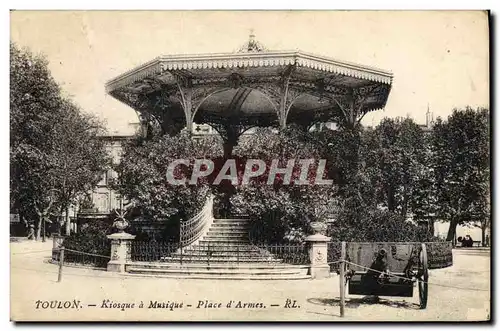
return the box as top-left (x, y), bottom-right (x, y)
top-left (106, 36), bottom-right (393, 135)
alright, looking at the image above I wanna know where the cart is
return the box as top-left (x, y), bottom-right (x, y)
top-left (339, 242), bottom-right (429, 310)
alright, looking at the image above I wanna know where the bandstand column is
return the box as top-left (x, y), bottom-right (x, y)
top-left (223, 141), bottom-right (235, 159)
top-left (217, 124), bottom-right (240, 216)
top-left (222, 129), bottom-right (239, 159)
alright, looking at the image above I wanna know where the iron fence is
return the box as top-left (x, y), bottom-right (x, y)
top-left (131, 241), bottom-right (180, 262)
top-left (426, 241), bottom-right (453, 269)
top-left (52, 236), bottom-right (111, 268)
top-left (130, 240), bottom-right (309, 265)
top-left (253, 242), bottom-right (309, 265)
top-left (58, 249), bottom-right (110, 269)
top-left (327, 241), bottom-right (342, 272)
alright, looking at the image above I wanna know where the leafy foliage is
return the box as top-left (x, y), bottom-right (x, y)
top-left (360, 118), bottom-right (432, 219)
top-left (231, 126), bottom-right (337, 242)
top-left (113, 131), bottom-right (223, 236)
top-left (10, 43), bottom-right (109, 239)
top-left (328, 207), bottom-right (431, 242)
top-left (62, 219), bottom-right (112, 267)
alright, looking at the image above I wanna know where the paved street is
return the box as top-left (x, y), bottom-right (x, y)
top-left (10, 241), bottom-right (490, 322)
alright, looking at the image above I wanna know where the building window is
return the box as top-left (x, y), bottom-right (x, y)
top-left (97, 171), bottom-right (107, 186)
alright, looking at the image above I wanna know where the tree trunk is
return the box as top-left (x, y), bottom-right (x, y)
top-left (65, 206), bottom-right (71, 235)
top-left (445, 218), bottom-right (457, 242)
top-left (42, 216), bottom-right (46, 242)
top-left (35, 216), bottom-right (42, 241)
top-left (429, 219), bottom-right (435, 238)
top-left (401, 184), bottom-right (409, 219)
top-left (19, 212), bottom-right (28, 236)
top-left (387, 185), bottom-right (396, 212)
top-left (481, 221), bottom-right (486, 247)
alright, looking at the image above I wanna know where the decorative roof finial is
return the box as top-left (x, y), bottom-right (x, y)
top-left (249, 29), bottom-right (255, 41)
top-left (237, 29), bottom-right (267, 53)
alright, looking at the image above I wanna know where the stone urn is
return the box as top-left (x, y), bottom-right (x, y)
top-left (309, 221), bottom-right (328, 236)
top-left (113, 218), bottom-right (129, 233)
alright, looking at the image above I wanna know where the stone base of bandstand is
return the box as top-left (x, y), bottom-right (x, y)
top-left (305, 233), bottom-right (331, 280)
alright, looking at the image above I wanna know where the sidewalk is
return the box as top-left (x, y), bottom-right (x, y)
top-left (10, 241), bottom-right (491, 322)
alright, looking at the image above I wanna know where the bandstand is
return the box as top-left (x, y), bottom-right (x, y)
top-left (106, 34), bottom-right (392, 157)
top-left (104, 35), bottom-right (393, 279)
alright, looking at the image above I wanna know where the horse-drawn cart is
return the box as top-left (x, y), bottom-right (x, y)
top-left (338, 242), bottom-right (429, 313)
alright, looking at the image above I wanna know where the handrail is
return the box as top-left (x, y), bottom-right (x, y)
top-left (179, 195), bottom-right (214, 248)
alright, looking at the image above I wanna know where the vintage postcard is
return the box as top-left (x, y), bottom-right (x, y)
top-left (10, 10), bottom-right (490, 322)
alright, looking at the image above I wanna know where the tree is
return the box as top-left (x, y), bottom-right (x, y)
top-left (360, 118), bottom-right (430, 220)
top-left (113, 131), bottom-right (223, 240)
top-left (51, 99), bottom-right (110, 235)
top-left (431, 107), bottom-right (490, 242)
top-left (231, 126), bottom-right (337, 242)
top-left (10, 43), bottom-right (109, 239)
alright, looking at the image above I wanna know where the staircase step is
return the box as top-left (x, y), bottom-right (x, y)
top-left (203, 235), bottom-right (249, 240)
top-left (183, 242), bottom-right (256, 252)
top-left (126, 268), bottom-right (311, 280)
top-left (128, 267), bottom-right (306, 275)
top-left (163, 254), bottom-right (277, 260)
top-left (181, 247), bottom-right (264, 253)
top-left (198, 239), bottom-right (248, 243)
top-left (128, 262), bottom-right (306, 269)
top-left (211, 224), bottom-right (250, 228)
top-left (170, 251), bottom-right (273, 259)
top-left (213, 218), bottom-right (250, 222)
top-left (208, 229), bottom-right (248, 234)
top-left (212, 219), bottom-right (250, 222)
top-left (190, 243), bottom-right (256, 248)
top-left (161, 257), bottom-right (281, 263)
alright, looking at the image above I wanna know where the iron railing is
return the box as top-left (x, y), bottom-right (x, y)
top-left (179, 195), bottom-right (214, 247)
top-left (52, 236), bottom-right (111, 269)
top-left (426, 241), bottom-right (453, 269)
top-left (131, 241), bottom-right (180, 262)
top-left (327, 241), bottom-right (342, 272)
top-left (253, 242), bottom-right (309, 265)
top-left (130, 240), bottom-right (309, 265)
top-left (248, 222), bottom-right (309, 265)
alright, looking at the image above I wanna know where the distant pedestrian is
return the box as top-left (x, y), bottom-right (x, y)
top-left (462, 235), bottom-right (473, 247)
top-left (27, 224), bottom-right (35, 240)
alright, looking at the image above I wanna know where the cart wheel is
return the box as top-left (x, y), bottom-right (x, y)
top-left (418, 243), bottom-right (429, 309)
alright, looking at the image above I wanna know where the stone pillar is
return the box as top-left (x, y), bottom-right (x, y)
top-left (52, 234), bottom-right (65, 250)
top-left (52, 234), bottom-right (65, 261)
top-left (106, 232), bottom-right (136, 273)
top-left (305, 233), bottom-right (331, 279)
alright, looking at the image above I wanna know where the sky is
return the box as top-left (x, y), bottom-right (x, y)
top-left (10, 10), bottom-right (489, 135)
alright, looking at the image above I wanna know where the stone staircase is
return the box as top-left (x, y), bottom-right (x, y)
top-left (126, 218), bottom-right (310, 279)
